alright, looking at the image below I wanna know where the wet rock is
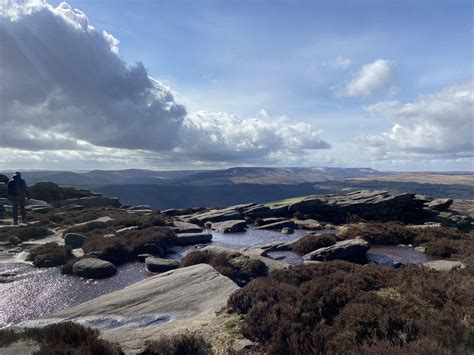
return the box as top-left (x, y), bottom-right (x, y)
top-left (422, 260), bottom-right (466, 272)
top-left (38, 264), bottom-right (239, 353)
top-left (212, 220), bottom-right (247, 233)
top-left (256, 220), bottom-right (296, 230)
top-left (72, 258), bottom-right (117, 279)
top-left (294, 219), bottom-right (323, 230)
top-left (176, 232), bottom-right (213, 245)
top-left (303, 239), bottom-right (370, 262)
top-left (281, 227), bottom-right (294, 235)
top-left (145, 257), bottom-right (180, 272)
top-left (64, 233), bottom-right (88, 248)
top-left (0, 276), bottom-right (14, 283)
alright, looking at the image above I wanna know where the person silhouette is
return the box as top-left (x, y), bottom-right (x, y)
top-left (7, 172), bottom-right (30, 225)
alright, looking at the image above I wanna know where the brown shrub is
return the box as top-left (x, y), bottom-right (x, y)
top-left (292, 233), bottom-right (342, 255)
top-left (142, 333), bottom-right (211, 355)
top-left (82, 227), bottom-right (176, 265)
top-left (0, 226), bottom-right (50, 244)
top-left (227, 261), bottom-right (473, 354)
top-left (27, 243), bottom-right (72, 267)
top-left (0, 322), bottom-right (121, 354)
top-left (342, 222), bottom-right (473, 259)
top-left (181, 250), bottom-right (267, 285)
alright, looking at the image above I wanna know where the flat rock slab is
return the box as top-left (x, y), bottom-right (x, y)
top-left (422, 260), bottom-right (466, 272)
top-left (28, 264), bottom-right (239, 353)
top-left (145, 257), bottom-right (180, 272)
top-left (171, 221), bottom-right (203, 234)
top-left (256, 220), bottom-right (296, 230)
top-left (192, 209), bottom-right (242, 223)
top-left (72, 258), bottom-right (117, 279)
top-left (303, 239), bottom-right (370, 262)
top-left (212, 220), bottom-right (247, 233)
top-left (175, 232), bottom-right (213, 245)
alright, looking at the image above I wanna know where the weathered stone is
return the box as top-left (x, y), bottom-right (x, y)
top-left (242, 204), bottom-right (273, 219)
top-left (426, 198), bottom-right (453, 211)
top-left (422, 260), bottom-right (466, 272)
top-left (294, 219), bottom-right (323, 230)
top-left (256, 220), bottom-right (296, 230)
top-left (281, 227), bottom-right (294, 234)
top-left (72, 258), bottom-right (117, 279)
top-left (176, 232), bottom-right (213, 245)
top-left (303, 239), bottom-right (370, 262)
top-left (126, 205), bottom-right (152, 211)
top-left (171, 221), bottom-right (203, 234)
top-left (192, 209), bottom-right (242, 224)
top-left (145, 257), bottom-right (180, 272)
top-left (64, 233), bottom-right (87, 248)
top-left (212, 220), bottom-right (247, 233)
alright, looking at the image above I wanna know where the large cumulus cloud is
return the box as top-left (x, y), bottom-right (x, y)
top-left (179, 110), bottom-right (330, 162)
top-left (0, 1), bottom-right (186, 151)
top-left (0, 0), bottom-right (330, 166)
top-left (361, 81), bottom-right (473, 158)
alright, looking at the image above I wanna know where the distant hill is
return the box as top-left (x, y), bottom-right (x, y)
top-left (1, 167), bottom-right (471, 209)
top-left (0, 167), bottom-right (384, 187)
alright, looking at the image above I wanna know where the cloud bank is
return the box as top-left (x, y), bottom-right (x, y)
top-left (0, 0), bottom-right (330, 166)
top-left (361, 81), bottom-right (473, 159)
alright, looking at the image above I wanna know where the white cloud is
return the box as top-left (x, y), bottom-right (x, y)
top-left (325, 56), bottom-right (351, 70)
top-left (338, 59), bottom-right (395, 97)
top-left (0, 0), bottom-right (331, 167)
top-left (177, 110), bottom-right (330, 162)
top-left (361, 81), bottom-right (473, 158)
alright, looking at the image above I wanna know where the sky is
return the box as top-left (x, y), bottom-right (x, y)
top-left (0, 0), bottom-right (472, 171)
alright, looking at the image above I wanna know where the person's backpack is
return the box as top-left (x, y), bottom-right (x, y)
top-left (7, 179), bottom-right (19, 197)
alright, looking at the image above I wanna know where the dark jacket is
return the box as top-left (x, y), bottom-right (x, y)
top-left (7, 176), bottom-right (30, 200)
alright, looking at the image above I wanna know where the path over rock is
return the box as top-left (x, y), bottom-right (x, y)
top-left (30, 264), bottom-right (239, 353)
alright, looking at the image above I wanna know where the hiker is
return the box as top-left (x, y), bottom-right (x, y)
top-left (7, 172), bottom-right (30, 225)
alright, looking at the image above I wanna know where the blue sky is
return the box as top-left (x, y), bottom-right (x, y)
top-left (1, 0), bottom-right (473, 171)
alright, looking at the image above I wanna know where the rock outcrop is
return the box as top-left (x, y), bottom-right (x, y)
top-left (212, 220), bottom-right (247, 233)
top-left (303, 239), bottom-right (370, 262)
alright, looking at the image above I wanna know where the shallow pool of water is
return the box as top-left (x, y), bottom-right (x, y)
top-left (367, 245), bottom-right (435, 266)
top-left (0, 262), bottom-right (149, 328)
